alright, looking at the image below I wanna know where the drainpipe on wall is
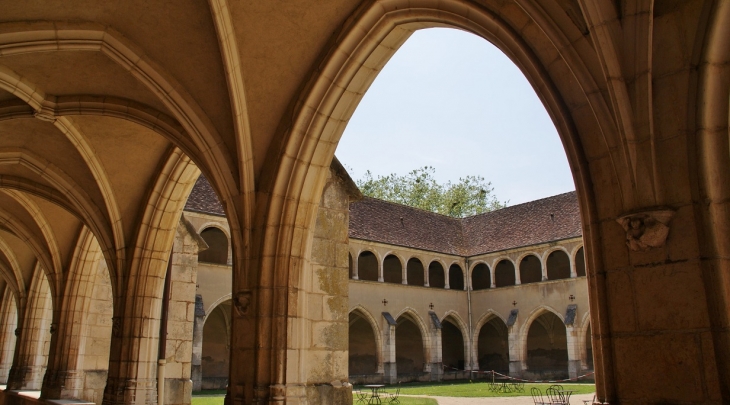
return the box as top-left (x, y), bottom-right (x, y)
top-left (465, 257), bottom-right (473, 371)
top-left (158, 253), bottom-right (173, 405)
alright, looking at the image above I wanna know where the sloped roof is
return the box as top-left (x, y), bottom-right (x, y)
top-left (184, 172), bottom-right (583, 256)
top-left (349, 191), bottom-right (582, 256)
top-left (184, 175), bottom-right (225, 216)
top-left (349, 197), bottom-right (465, 254)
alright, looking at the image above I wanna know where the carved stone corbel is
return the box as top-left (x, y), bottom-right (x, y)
top-left (233, 289), bottom-right (253, 317)
top-left (617, 209), bottom-right (674, 251)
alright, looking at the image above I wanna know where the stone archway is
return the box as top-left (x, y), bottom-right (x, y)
top-left (476, 316), bottom-right (509, 373)
top-left (348, 310), bottom-right (379, 377)
top-left (525, 311), bottom-right (568, 379)
top-left (201, 300), bottom-right (231, 390)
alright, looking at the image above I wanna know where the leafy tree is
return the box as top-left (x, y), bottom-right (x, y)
top-left (356, 166), bottom-right (506, 218)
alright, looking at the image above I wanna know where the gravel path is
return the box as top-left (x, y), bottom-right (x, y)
top-left (403, 393), bottom-right (595, 405)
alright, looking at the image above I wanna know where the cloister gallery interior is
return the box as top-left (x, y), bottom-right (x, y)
top-left (0, 1), bottom-right (729, 404)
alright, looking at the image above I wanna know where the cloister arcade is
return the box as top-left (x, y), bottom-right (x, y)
top-left (0, 1), bottom-right (729, 404)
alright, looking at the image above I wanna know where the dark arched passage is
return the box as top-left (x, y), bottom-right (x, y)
top-left (448, 264), bottom-right (464, 290)
top-left (407, 258), bottom-right (425, 286)
top-left (358, 251), bottom-right (378, 281)
top-left (575, 247), bottom-right (586, 277)
top-left (202, 300), bottom-right (231, 389)
top-left (477, 317), bottom-right (508, 372)
top-left (349, 311), bottom-right (378, 375)
top-left (494, 260), bottom-right (516, 287)
top-left (441, 318), bottom-right (465, 370)
top-left (383, 255), bottom-right (402, 284)
top-left (428, 261), bottom-right (445, 288)
top-left (526, 311), bottom-right (568, 379)
top-left (547, 250), bottom-right (570, 280)
top-left (519, 255), bottom-right (542, 284)
top-left (396, 316), bottom-right (425, 375)
top-left (199, 227), bottom-right (228, 265)
top-left (471, 263), bottom-right (491, 290)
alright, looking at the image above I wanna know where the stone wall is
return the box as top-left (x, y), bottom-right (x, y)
top-left (284, 165), bottom-right (356, 404)
top-left (162, 217), bottom-right (205, 405)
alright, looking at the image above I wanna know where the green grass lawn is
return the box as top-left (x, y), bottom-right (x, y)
top-left (192, 380), bottom-right (595, 403)
top-left (357, 380), bottom-right (595, 398)
top-left (192, 391), bottom-right (437, 405)
top-left (191, 396), bottom-right (224, 405)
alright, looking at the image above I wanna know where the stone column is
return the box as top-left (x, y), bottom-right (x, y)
top-left (162, 218), bottom-right (204, 405)
top-left (191, 295), bottom-right (205, 392)
top-left (569, 253), bottom-right (577, 278)
top-left (351, 254), bottom-right (359, 280)
top-left (41, 230), bottom-right (105, 402)
top-left (514, 265), bottom-right (521, 285)
top-left (507, 326), bottom-right (522, 378)
top-left (565, 325), bottom-right (581, 380)
top-left (490, 265), bottom-right (496, 289)
top-left (377, 256), bottom-right (384, 282)
top-left (430, 328), bottom-right (443, 381)
top-left (382, 323), bottom-right (396, 384)
top-left (0, 288), bottom-right (18, 384)
top-left (271, 164), bottom-right (353, 403)
top-left (424, 266), bottom-right (430, 287)
top-left (540, 256), bottom-right (548, 281)
top-left (8, 268), bottom-right (53, 391)
top-left (444, 266), bottom-right (450, 290)
top-left (401, 258), bottom-right (407, 285)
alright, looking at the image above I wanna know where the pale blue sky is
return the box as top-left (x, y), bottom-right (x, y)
top-left (334, 28), bottom-right (575, 206)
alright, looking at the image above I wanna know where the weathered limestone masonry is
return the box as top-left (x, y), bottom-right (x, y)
top-left (284, 161), bottom-right (361, 404)
top-left (0, 287), bottom-right (18, 384)
top-left (7, 267), bottom-right (52, 391)
top-left (161, 218), bottom-right (207, 405)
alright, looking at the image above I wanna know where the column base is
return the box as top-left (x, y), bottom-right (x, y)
top-left (430, 363), bottom-right (443, 381)
top-left (508, 361), bottom-right (523, 378)
top-left (40, 369), bottom-right (84, 400)
top-left (568, 360), bottom-right (581, 380)
top-left (102, 377), bottom-right (157, 405)
top-left (383, 362), bottom-right (397, 384)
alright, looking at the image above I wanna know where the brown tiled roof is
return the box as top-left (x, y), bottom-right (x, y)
top-left (349, 191), bottom-right (582, 256)
top-left (184, 175), bottom-right (225, 216)
top-left (460, 191), bottom-right (582, 255)
top-left (349, 198), bottom-right (465, 254)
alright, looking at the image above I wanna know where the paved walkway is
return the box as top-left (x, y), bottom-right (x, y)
top-left (403, 393), bottom-right (595, 404)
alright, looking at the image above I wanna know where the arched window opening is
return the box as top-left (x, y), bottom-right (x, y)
top-left (358, 251), bottom-right (378, 281)
top-left (477, 317), bottom-right (508, 373)
top-left (449, 264), bottom-right (464, 290)
top-left (526, 312), bottom-right (568, 379)
top-left (202, 301), bottom-right (231, 389)
top-left (441, 319), bottom-right (465, 371)
top-left (494, 260), bottom-right (516, 287)
top-left (383, 255), bottom-right (402, 284)
top-left (396, 317), bottom-right (425, 376)
top-left (471, 263), bottom-right (491, 290)
top-left (547, 250), bottom-right (571, 280)
top-left (428, 262), bottom-right (445, 288)
top-left (348, 253), bottom-right (354, 279)
top-left (575, 247), bottom-right (586, 277)
top-left (349, 312), bottom-right (378, 376)
top-left (407, 258), bottom-right (425, 286)
top-left (199, 227), bottom-right (228, 265)
top-left (519, 255), bottom-right (542, 284)
top-left (585, 324), bottom-right (594, 370)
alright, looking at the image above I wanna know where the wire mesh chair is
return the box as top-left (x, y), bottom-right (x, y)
top-left (386, 383), bottom-right (401, 404)
top-left (531, 387), bottom-right (549, 405)
top-left (354, 388), bottom-right (368, 404)
top-left (546, 386), bottom-right (567, 405)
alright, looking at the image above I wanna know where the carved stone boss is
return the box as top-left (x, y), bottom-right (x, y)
top-left (617, 209), bottom-right (674, 251)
